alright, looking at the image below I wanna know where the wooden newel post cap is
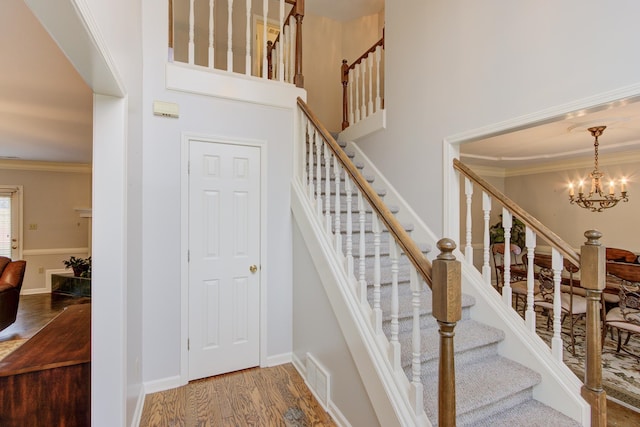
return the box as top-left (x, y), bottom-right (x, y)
top-left (433, 238), bottom-right (462, 322)
top-left (584, 229), bottom-right (603, 246)
top-left (581, 229), bottom-right (605, 291)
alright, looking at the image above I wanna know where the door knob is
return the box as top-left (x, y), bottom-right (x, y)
top-left (249, 265), bottom-right (258, 273)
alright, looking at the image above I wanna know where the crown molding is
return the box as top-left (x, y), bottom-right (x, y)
top-left (504, 149), bottom-right (640, 177)
top-left (0, 159), bottom-right (91, 173)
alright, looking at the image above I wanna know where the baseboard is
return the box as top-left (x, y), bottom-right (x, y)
top-left (291, 352), bottom-right (352, 427)
top-left (130, 386), bottom-right (146, 427)
top-left (20, 288), bottom-right (50, 295)
top-left (142, 375), bottom-right (183, 395)
top-left (262, 351), bottom-right (291, 367)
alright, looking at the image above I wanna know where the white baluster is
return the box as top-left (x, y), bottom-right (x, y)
top-left (307, 125), bottom-right (314, 200)
top-left (227, 0), bottom-right (233, 72)
top-left (283, 25), bottom-right (290, 82)
top-left (245, 0), bottom-right (251, 75)
top-left (551, 248), bottom-right (564, 361)
top-left (389, 238), bottom-right (401, 370)
top-left (360, 62), bottom-right (367, 119)
top-left (315, 133), bottom-right (322, 218)
top-left (324, 145), bottom-right (332, 234)
top-left (464, 178), bottom-right (473, 264)
top-left (349, 68), bottom-right (355, 124)
top-left (278, 0), bottom-right (285, 81)
top-left (525, 227), bottom-right (537, 332)
top-left (333, 156), bottom-right (342, 256)
top-left (358, 191), bottom-right (367, 304)
top-left (482, 192), bottom-right (492, 284)
top-left (354, 63), bottom-right (360, 122)
top-left (367, 55), bottom-right (374, 116)
top-left (300, 116), bottom-right (307, 185)
top-left (208, 0), bottom-right (215, 68)
top-left (375, 45), bottom-right (382, 112)
top-left (372, 214), bottom-right (382, 334)
top-left (262, 0), bottom-right (268, 78)
top-left (345, 178), bottom-right (354, 278)
top-left (289, 16), bottom-right (296, 84)
top-left (409, 267), bottom-right (425, 417)
top-left (188, 0), bottom-right (195, 64)
top-left (501, 209), bottom-right (513, 306)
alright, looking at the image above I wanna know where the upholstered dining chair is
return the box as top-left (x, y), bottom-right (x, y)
top-left (491, 243), bottom-right (526, 294)
top-left (602, 262), bottom-right (640, 357)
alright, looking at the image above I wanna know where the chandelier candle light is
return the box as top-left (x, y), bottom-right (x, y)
top-left (568, 126), bottom-right (629, 212)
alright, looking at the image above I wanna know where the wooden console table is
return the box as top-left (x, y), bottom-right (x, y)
top-left (0, 303), bottom-right (91, 426)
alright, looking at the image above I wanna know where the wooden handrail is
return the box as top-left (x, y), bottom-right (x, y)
top-left (341, 32), bottom-right (384, 130)
top-left (346, 36), bottom-right (385, 71)
top-left (453, 158), bottom-right (580, 267)
top-left (298, 97), bottom-right (433, 286)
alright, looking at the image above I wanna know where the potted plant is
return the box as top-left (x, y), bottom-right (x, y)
top-left (489, 215), bottom-right (526, 250)
top-left (63, 256), bottom-right (92, 278)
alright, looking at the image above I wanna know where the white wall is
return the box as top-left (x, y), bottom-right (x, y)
top-left (355, 0), bottom-right (640, 240)
top-left (141, 0), bottom-right (296, 386)
top-left (292, 222), bottom-right (380, 427)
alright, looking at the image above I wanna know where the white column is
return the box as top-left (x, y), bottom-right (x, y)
top-left (226, 0), bottom-right (234, 72)
top-left (501, 209), bottom-right (513, 306)
top-left (188, 0), bottom-right (195, 64)
top-left (464, 178), bottom-right (473, 264)
top-left (245, 0), bottom-right (251, 75)
top-left (375, 45), bottom-right (382, 112)
top-left (345, 178), bottom-right (354, 278)
top-left (482, 192), bottom-right (492, 284)
top-left (333, 156), bottom-right (342, 256)
top-left (208, 0), bottom-right (215, 68)
top-left (372, 214), bottom-right (382, 334)
top-left (551, 248), bottom-right (564, 361)
top-left (525, 227), bottom-right (537, 332)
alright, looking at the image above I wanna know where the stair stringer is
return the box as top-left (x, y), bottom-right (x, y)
top-left (291, 178), bottom-right (431, 427)
top-left (345, 140), bottom-right (590, 425)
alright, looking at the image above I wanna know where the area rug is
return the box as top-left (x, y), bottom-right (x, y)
top-left (530, 308), bottom-right (640, 409)
top-left (0, 339), bottom-right (27, 361)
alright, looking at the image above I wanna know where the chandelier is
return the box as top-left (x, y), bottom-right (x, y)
top-left (568, 126), bottom-right (629, 212)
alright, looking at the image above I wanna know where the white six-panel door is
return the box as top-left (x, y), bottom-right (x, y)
top-left (188, 140), bottom-right (261, 380)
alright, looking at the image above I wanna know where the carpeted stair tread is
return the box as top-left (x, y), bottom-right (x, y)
top-left (466, 399), bottom-right (581, 427)
top-left (375, 285), bottom-right (475, 322)
top-left (422, 356), bottom-right (542, 425)
top-left (398, 319), bottom-right (504, 373)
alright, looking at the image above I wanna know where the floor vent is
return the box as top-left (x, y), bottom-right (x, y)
top-left (305, 353), bottom-right (330, 409)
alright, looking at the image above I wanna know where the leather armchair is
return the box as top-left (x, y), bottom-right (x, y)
top-left (0, 257), bottom-right (27, 332)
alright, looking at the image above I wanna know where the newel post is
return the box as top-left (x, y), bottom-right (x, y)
top-left (341, 59), bottom-right (349, 130)
top-left (580, 230), bottom-right (607, 427)
top-left (293, 0), bottom-right (304, 87)
top-left (433, 238), bottom-right (461, 427)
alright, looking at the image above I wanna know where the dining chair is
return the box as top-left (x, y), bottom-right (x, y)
top-left (602, 261), bottom-right (640, 357)
top-left (491, 243), bottom-right (526, 294)
top-left (527, 253), bottom-right (586, 356)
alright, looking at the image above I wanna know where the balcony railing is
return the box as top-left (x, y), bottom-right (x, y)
top-left (169, 0), bottom-right (304, 87)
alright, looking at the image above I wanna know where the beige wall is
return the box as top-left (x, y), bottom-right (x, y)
top-left (505, 160), bottom-right (640, 253)
top-left (465, 156), bottom-right (640, 259)
top-left (0, 164), bottom-right (91, 292)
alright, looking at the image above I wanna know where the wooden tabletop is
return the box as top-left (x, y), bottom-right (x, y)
top-left (0, 303), bottom-right (91, 377)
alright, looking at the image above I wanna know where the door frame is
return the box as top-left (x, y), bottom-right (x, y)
top-left (180, 132), bottom-right (268, 384)
top-left (0, 185), bottom-right (23, 260)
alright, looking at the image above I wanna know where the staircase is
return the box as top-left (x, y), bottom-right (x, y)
top-left (313, 138), bottom-right (582, 425)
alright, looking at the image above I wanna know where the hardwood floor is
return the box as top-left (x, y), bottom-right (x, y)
top-left (4, 294), bottom-right (638, 425)
top-left (0, 293), bottom-right (89, 342)
top-left (140, 363), bottom-right (336, 426)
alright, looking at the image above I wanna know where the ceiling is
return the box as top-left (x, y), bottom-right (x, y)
top-left (6, 0), bottom-right (640, 170)
top-left (459, 99), bottom-right (640, 171)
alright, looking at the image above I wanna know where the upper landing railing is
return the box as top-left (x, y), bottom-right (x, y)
top-left (341, 32), bottom-right (384, 130)
top-left (169, 0), bottom-right (304, 87)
